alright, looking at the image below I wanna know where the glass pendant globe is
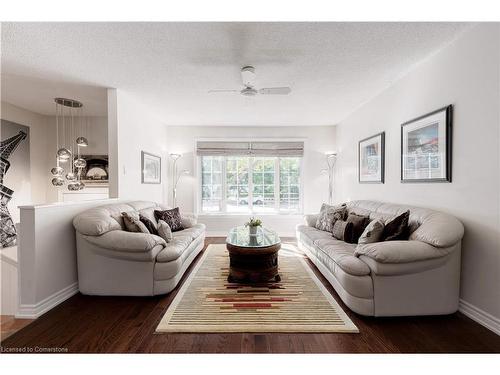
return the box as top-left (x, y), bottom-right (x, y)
top-left (67, 181), bottom-right (80, 191)
top-left (65, 172), bottom-right (77, 181)
top-left (76, 137), bottom-right (88, 147)
top-left (74, 158), bottom-right (87, 169)
top-left (51, 166), bottom-right (64, 176)
top-left (51, 177), bottom-right (64, 186)
top-left (57, 147), bottom-right (72, 161)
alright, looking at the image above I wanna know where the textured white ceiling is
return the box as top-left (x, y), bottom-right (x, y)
top-left (1, 22), bottom-right (471, 125)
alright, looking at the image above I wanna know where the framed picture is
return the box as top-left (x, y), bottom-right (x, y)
top-left (141, 151), bottom-right (161, 184)
top-left (401, 105), bottom-right (452, 183)
top-left (359, 132), bottom-right (385, 183)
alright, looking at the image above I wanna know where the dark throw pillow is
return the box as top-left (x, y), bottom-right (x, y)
top-left (346, 213), bottom-right (371, 244)
top-left (332, 220), bottom-right (353, 242)
top-left (139, 214), bottom-right (158, 235)
top-left (383, 210), bottom-right (410, 241)
top-left (154, 207), bottom-right (184, 232)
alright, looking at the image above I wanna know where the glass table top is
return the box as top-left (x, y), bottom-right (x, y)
top-left (226, 226), bottom-right (281, 248)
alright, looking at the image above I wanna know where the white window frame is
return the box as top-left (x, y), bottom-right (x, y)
top-left (194, 137), bottom-right (305, 215)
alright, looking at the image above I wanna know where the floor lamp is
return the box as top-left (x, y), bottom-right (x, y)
top-left (326, 153), bottom-right (337, 205)
top-left (170, 153), bottom-right (189, 207)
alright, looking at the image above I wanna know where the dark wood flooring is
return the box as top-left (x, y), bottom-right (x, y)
top-left (2, 237), bottom-right (500, 353)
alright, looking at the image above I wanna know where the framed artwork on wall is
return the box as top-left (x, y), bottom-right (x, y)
top-left (141, 151), bottom-right (161, 184)
top-left (359, 132), bottom-right (385, 183)
top-left (401, 105), bottom-right (452, 183)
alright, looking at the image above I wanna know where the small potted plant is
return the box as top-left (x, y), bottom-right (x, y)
top-left (245, 217), bottom-right (262, 236)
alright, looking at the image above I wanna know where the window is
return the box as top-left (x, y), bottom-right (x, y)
top-left (200, 156), bottom-right (302, 214)
top-left (201, 156), bottom-right (223, 212)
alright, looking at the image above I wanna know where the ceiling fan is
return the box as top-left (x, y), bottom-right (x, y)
top-left (208, 66), bottom-right (291, 97)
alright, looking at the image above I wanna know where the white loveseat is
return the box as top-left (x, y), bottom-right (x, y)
top-left (296, 200), bottom-right (464, 317)
top-left (73, 201), bottom-right (205, 296)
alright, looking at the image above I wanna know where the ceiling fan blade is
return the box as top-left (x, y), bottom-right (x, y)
top-left (259, 87), bottom-right (291, 95)
top-left (208, 89), bottom-right (239, 94)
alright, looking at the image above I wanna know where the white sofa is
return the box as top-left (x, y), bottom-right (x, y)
top-left (296, 200), bottom-right (464, 317)
top-left (73, 201), bottom-right (205, 296)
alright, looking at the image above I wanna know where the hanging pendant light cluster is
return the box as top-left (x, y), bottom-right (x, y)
top-left (50, 98), bottom-right (89, 190)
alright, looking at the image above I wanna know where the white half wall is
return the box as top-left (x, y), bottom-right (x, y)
top-left (17, 199), bottom-right (119, 318)
top-left (165, 125), bottom-right (336, 235)
top-left (334, 24), bottom-right (500, 328)
top-left (108, 90), bottom-right (168, 204)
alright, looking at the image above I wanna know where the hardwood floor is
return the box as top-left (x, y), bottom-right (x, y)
top-left (2, 237), bottom-right (499, 353)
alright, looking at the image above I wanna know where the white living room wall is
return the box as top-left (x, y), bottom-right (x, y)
top-left (165, 125), bottom-right (336, 235)
top-left (334, 24), bottom-right (500, 330)
top-left (108, 89), bottom-right (167, 204)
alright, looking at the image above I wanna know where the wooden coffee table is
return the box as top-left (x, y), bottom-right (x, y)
top-left (226, 226), bottom-right (281, 283)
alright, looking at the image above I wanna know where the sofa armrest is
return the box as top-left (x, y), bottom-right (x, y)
top-left (355, 240), bottom-right (454, 264)
top-left (181, 213), bottom-right (198, 228)
top-left (83, 230), bottom-right (166, 253)
top-left (304, 214), bottom-right (319, 227)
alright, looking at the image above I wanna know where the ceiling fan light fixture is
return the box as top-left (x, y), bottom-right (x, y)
top-left (241, 87), bottom-right (258, 96)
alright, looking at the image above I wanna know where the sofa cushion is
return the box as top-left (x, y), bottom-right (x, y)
top-left (157, 220), bottom-right (173, 242)
top-left (172, 223), bottom-right (206, 241)
top-left (122, 212), bottom-right (149, 233)
top-left (332, 220), bottom-right (353, 242)
top-left (154, 208), bottom-right (184, 232)
top-left (346, 213), bottom-right (370, 243)
top-left (383, 210), bottom-right (410, 241)
top-left (315, 203), bottom-right (346, 232)
top-left (139, 214), bottom-right (158, 235)
top-left (296, 225), bottom-right (334, 248)
top-left (73, 201), bottom-right (161, 236)
top-left (313, 238), bottom-right (371, 276)
top-left (156, 236), bottom-right (192, 263)
top-left (358, 219), bottom-right (385, 244)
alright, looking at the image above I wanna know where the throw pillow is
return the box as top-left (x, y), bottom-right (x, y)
top-left (358, 219), bottom-right (385, 244)
top-left (139, 214), bottom-right (158, 235)
top-left (315, 203), bottom-right (347, 233)
top-left (383, 210), bottom-right (410, 241)
top-left (122, 212), bottom-right (149, 234)
top-left (157, 220), bottom-right (173, 242)
top-left (332, 220), bottom-right (353, 242)
top-left (346, 213), bottom-right (371, 244)
top-left (154, 207), bottom-right (184, 232)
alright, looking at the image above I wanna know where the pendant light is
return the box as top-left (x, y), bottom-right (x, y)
top-left (51, 98), bottom-right (89, 191)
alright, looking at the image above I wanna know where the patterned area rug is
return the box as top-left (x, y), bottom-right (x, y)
top-left (156, 244), bottom-right (359, 333)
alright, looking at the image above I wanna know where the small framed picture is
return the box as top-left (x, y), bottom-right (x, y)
top-left (141, 151), bottom-right (161, 184)
top-left (359, 132), bottom-right (385, 183)
top-left (401, 105), bottom-right (452, 183)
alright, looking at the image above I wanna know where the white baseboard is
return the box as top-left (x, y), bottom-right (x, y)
top-left (15, 282), bottom-right (79, 319)
top-left (459, 299), bottom-right (500, 336)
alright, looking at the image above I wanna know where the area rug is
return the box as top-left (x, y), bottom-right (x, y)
top-left (156, 244), bottom-right (359, 333)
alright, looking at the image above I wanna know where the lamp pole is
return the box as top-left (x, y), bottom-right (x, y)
top-left (326, 153), bottom-right (337, 205)
top-left (170, 153), bottom-right (181, 207)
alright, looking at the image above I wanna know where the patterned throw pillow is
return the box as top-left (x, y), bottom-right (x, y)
top-left (157, 220), bottom-right (173, 242)
top-left (139, 214), bottom-right (158, 235)
top-left (346, 213), bottom-right (371, 244)
top-left (383, 210), bottom-right (410, 241)
top-left (358, 219), bottom-right (385, 244)
top-left (315, 203), bottom-right (347, 233)
top-left (122, 212), bottom-right (149, 234)
top-left (154, 207), bottom-right (184, 232)
top-left (332, 220), bottom-right (353, 242)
